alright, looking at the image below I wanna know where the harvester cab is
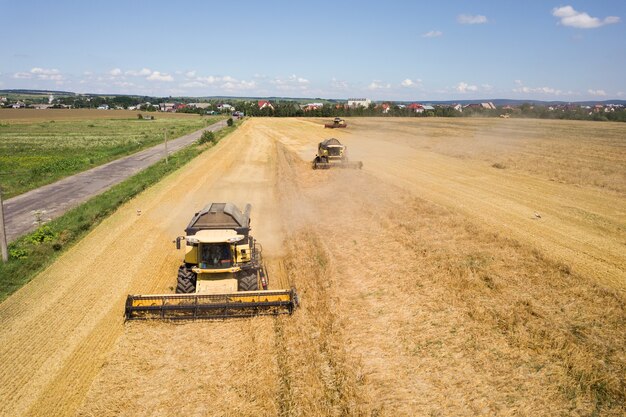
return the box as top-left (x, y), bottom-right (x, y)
top-left (312, 138), bottom-right (363, 169)
top-left (125, 203), bottom-right (298, 320)
top-left (175, 229), bottom-right (262, 294)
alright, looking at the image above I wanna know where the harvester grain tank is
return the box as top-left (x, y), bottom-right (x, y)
top-left (324, 117), bottom-right (347, 128)
top-left (312, 138), bottom-right (363, 169)
top-left (125, 203), bottom-right (298, 320)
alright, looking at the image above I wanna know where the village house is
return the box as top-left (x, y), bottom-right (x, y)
top-left (407, 103), bottom-right (424, 113)
top-left (348, 98), bottom-right (371, 108)
top-left (188, 103), bottom-right (211, 109)
top-left (31, 104), bottom-right (53, 110)
top-left (159, 103), bottom-right (176, 112)
top-left (217, 103), bottom-right (234, 112)
top-left (464, 102), bottom-right (496, 110)
top-left (302, 102), bottom-right (323, 111)
top-left (258, 100), bottom-right (274, 110)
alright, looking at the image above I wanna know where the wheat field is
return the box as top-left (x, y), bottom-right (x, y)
top-left (0, 117), bottom-right (624, 416)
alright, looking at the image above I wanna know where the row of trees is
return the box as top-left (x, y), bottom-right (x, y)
top-left (232, 100), bottom-right (626, 122)
top-left (512, 104), bottom-right (626, 122)
top-left (5, 93), bottom-right (624, 122)
top-left (229, 101), bottom-right (464, 118)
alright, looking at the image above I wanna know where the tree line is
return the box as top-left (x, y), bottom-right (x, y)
top-left (5, 94), bottom-right (625, 122)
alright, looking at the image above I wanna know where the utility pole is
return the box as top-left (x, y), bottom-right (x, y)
top-left (164, 129), bottom-right (168, 164)
top-left (0, 188), bottom-right (8, 262)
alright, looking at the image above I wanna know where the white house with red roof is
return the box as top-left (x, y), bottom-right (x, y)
top-left (258, 100), bottom-right (274, 110)
top-left (407, 103), bottom-right (424, 113)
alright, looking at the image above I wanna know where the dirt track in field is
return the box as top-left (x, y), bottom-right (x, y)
top-left (0, 118), bottom-right (624, 416)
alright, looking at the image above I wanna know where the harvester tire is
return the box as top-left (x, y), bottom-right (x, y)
top-left (238, 272), bottom-right (259, 291)
top-left (176, 266), bottom-right (196, 294)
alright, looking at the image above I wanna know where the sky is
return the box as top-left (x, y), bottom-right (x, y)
top-left (1, 1), bottom-right (625, 101)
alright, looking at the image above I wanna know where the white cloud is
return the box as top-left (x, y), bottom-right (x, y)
top-left (126, 68), bottom-right (152, 77)
top-left (180, 81), bottom-right (206, 88)
top-left (330, 78), bottom-right (348, 90)
top-left (13, 72), bottom-right (32, 79)
top-left (194, 75), bottom-right (218, 85)
top-left (457, 14), bottom-right (488, 24)
top-left (146, 71), bottom-right (173, 82)
top-left (31, 67), bottom-right (59, 75)
top-left (109, 68), bottom-right (122, 76)
top-left (15, 67), bottom-right (64, 81)
top-left (539, 87), bottom-right (560, 94)
top-left (422, 30), bottom-right (442, 38)
top-left (401, 78), bottom-right (422, 88)
top-left (588, 89), bottom-right (606, 96)
top-left (222, 80), bottom-right (256, 90)
top-left (114, 81), bottom-right (135, 88)
top-left (512, 81), bottom-right (563, 95)
top-left (185, 70), bottom-right (197, 78)
top-left (368, 81), bottom-right (391, 90)
top-left (456, 82), bottom-right (478, 93)
top-left (178, 74), bottom-right (256, 91)
top-left (269, 74), bottom-right (310, 90)
top-left (552, 6), bottom-right (620, 29)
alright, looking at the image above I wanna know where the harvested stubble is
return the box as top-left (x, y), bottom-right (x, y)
top-left (1, 118), bottom-right (624, 417)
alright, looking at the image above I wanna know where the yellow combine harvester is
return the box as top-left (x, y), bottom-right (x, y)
top-left (324, 117), bottom-right (347, 128)
top-left (312, 138), bottom-right (363, 169)
top-left (125, 203), bottom-right (298, 320)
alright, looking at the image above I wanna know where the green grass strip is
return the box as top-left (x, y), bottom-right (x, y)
top-left (0, 121), bottom-right (240, 302)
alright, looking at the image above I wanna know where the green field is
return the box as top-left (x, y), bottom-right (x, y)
top-left (0, 119), bottom-right (239, 301)
top-left (0, 114), bottom-right (218, 198)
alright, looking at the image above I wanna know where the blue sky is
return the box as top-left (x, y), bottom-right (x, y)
top-left (1, 1), bottom-right (625, 101)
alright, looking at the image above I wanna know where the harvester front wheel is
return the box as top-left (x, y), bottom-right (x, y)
top-left (238, 272), bottom-right (259, 291)
top-left (176, 266), bottom-right (197, 294)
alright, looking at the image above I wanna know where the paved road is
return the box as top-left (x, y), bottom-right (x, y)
top-left (3, 119), bottom-right (228, 242)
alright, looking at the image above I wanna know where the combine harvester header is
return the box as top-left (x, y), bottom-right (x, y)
top-left (125, 289), bottom-right (298, 320)
top-left (125, 203), bottom-right (298, 320)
